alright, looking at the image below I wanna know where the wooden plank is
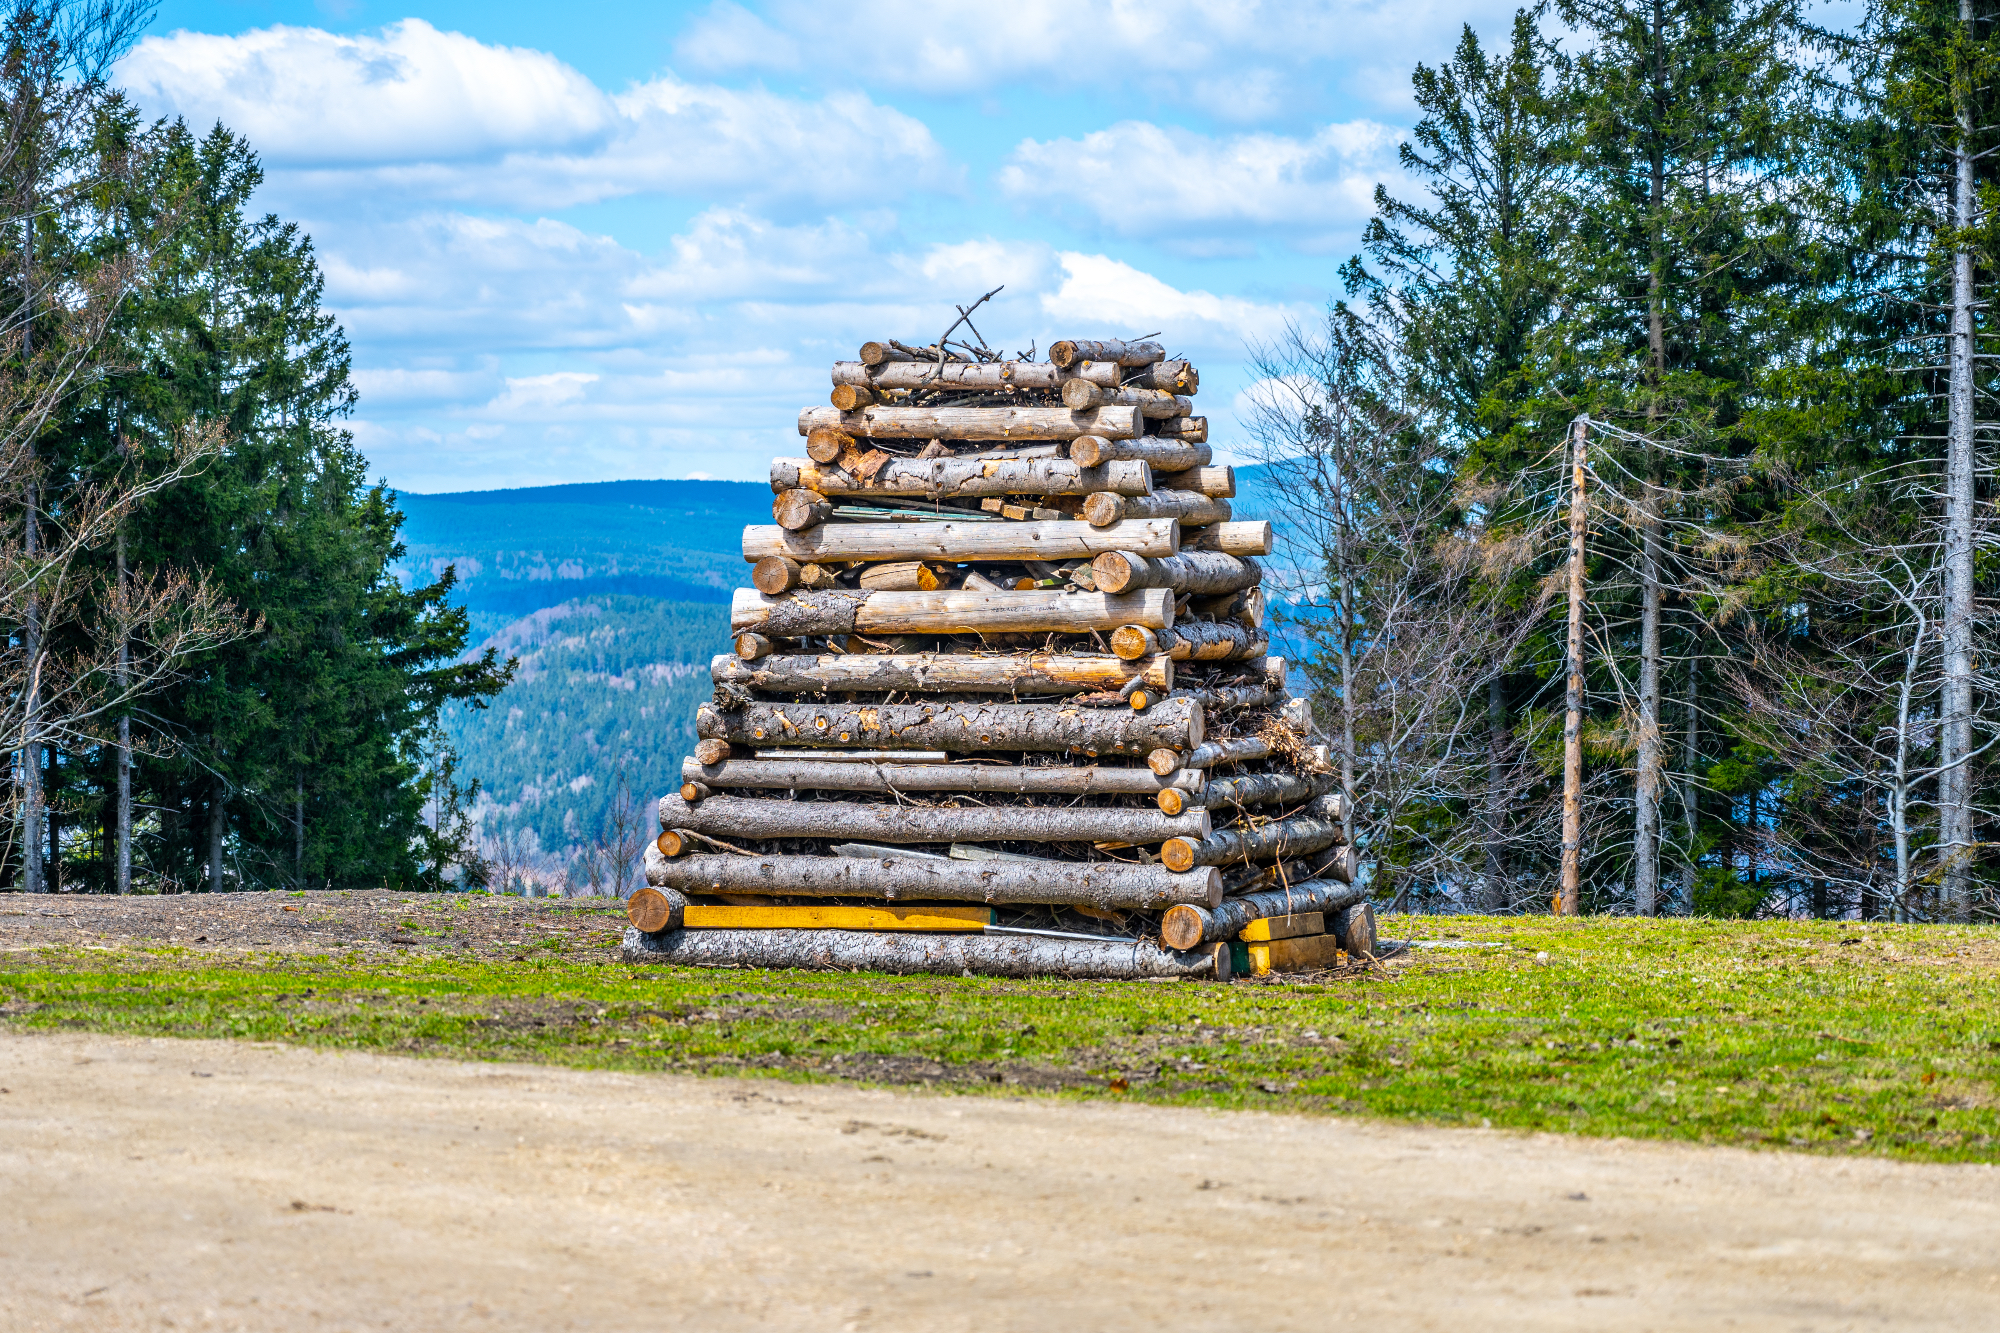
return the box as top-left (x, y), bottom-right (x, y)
top-left (684, 904), bottom-right (993, 932)
top-left (1236, 911), bottom-right (1326, 942)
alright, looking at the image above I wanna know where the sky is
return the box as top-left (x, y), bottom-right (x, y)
top-left (115, 0), bottom-right (1526, 492)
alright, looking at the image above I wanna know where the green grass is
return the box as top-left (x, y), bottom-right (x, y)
top-left (4, 914), bottom-right (1997, 1163)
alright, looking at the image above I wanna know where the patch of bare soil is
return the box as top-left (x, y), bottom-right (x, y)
top-left (3, 1031), bottom-right (1996, 1332)
top-left (0, 889), bottom-right (628, 961)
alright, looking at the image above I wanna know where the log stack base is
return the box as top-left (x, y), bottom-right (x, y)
top-left (623, 328), bottom-right (1370, 982)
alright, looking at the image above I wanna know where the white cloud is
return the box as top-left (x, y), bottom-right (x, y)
top-left (999, 119), bottom-right (1406, 247)
top-left (1041, 253), bottom-right (1311, 359)
top-left (486, 372), bottom-right (600, 415)
top-left (119, 19), bottom-right (956, 210)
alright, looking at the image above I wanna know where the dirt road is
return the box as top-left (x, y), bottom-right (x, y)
top-left (2, 1031), bottom-right (1995, 1332)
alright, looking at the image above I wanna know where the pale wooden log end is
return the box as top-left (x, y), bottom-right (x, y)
top-left (680, 781), bottom-right (710, 803)
top-left (1112, 625), bottom-right (1161, 660)
top-left (657, 830), bottom-right (689, 858)
top-left (626, 885), bottom-right (687, 933)
top-left (735, 633), bottom-right (773, 661)
top-left (693, 738), bottom-right (735, 766)
top-left (752, 555), bottom-right (800, 595)
top-left (1147, 746), bottom-right (1183, 777)
top-left (1083, 492), bottom-right (1126, 527)
top-left (1160, 903), bottom-right (1204, 951)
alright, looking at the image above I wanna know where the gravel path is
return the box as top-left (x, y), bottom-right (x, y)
top-left (2, 1029), bottom-right (1996, 1332)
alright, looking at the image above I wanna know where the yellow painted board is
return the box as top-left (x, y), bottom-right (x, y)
top-left (1246, 934), bottom-right (1342, 976)
top-left (1237, 911), bottom-right (1326, 943)
top-left (683, 904), bottom-right (993, 932)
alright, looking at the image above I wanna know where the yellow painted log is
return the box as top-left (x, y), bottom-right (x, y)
top-left (1245, 933), bottom-right (1342, 976)
top-left (683, 904), bottom-right (994, 932)
top-left (1236, 911), bottom-right (1326, 943)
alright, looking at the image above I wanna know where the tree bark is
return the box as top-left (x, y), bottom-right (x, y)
top-left (1049, 338), bottom-right (1165, 367)
top-left (1183, 522), bottom-right (1272, 556)
top-left (732, 587), bottom-right (1173, 637)
top-left (1482, 673), bottom-right (1507, 911)
top-left (1150, 417), bottom-right (1207, 442)
top-left (1091, 551), bottom-right (1260, 595)
top-left (742, 518), bottom-right (1179, 565)
top-left (622, 924), bottom-right (1229, 980)
top-left (773, 489), bottom-right (833, 531)
top-left (208, 779), bottom-right (226, 893)
top-left (1185, 737), bottom-right (1271, 769)
top-left (1069, 437), bottom-right (1209, 470)
top-left (1085, 491), bottom-right (1230, 528)
top-left (1943, 10), bottom-right (1979, 917)
top-left (646, 852), bottom-right (1223, 910)
top-left (656, 793), bottom-right (1209, 845)
top-left (1159, 877), bottom-right (1367, 949)
top-left (713, 651), bottom-right (1171, 695)
top-left (1162, 806), bottom-right (1347, 873)
top-left (774, 456), bottom-right (1152, 498)
top-left (1329, 900), bottom-right (1376, 956)
top-left (696, 695), bottom-right (1204, 756)
top-left (833, 359), bottom-right (1116, 390)
top-left (115, 518), bottom-right (131, 896)
top-left (1124, 360), bottom-right (1198, 394)
top-left (683, 755), bottom-right (1196, 796)
top-left (1112, 620), bottom-right (1262, 662)
top-left (1151, 466), bottom-right (1235, 498)
top-left (1200, 772), bottom-right (1340, 812)
top-left (1559, 417), bottom-right (1589, 916)
top-left (1058, 380), bottom-right (1190, 416)
top-left (797, 404), bottom-right (1142, 441)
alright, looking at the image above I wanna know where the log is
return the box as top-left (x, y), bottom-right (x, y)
top-left (774, 488), bottom-right (833, 531)
top-left (696, 696), bottom-right (1205, 756)
top-left (1161, 809), bottom-right (1346, 873)
top-left (1091, 551), bottom-right (1261, 595)
top-left (1153, 466), bottom-right (1235, 498)
top-left (1185, 521), bottom-right (1273, 556)
top-left (1161, 620), bottom-right (1265, 662)
top-left (797, 405), bottom-right (1142, 441)
top-left (1085, 491), bottom-right (1231, 528)
top-left (742, 519), bottom-right (1178, 564)
top-left (1152, 416), bottom-right (1207, 442)
top-left (1329, 899), bottom-right (1376, 957)
top-left (683, 756), bottom-right (1196, 796)
top-left (1069, 436), bottom-right (1210, 470)
top-left (857, 561), bottom-right (943, 591)
top-left (1200, 772), bottom-right (1340, 811)
top-left (1125, 360), bottom-right (1199, 394)
top-left (693, 739), bottom-right (736, 765)
top-left (1173, 685), bottom-right (1275, 712)
top-left (1158, 877), bottom-right (1369, 950)
top-left (647, 853), bottom-right (1223, 910)
top-left (832, 360), bottom-right (1116, 390)
top-left (1190, 586), bottom-right (1264, 628)
top-left (1114, 627), bottom-right (1165, 662)
top-left (806, 425), bottom-right (857, 464)
top-left (730, 587), bottom-right (1174, 637)
top-left (734, 633), bottom-right (773, 660)
top-left (751, 555), bottom-right (800, 595)
top-left (622, 925), bottom-right (1229, 980)
top-left (680, 780), bottom-right (711, 803)
top-left (1155, 785), bottom-right (1200, 816)
top-left (656, 794), bottom-right (1209, 845)
top-left (772, 456), bottom-right (1152, 498)
top-left (830, 384), bottom-right (878, 411)
top-left (1050, 339), bottom-right (1165, 368)
top-left (626, 885), bottom-right (690, 934)
top-left (1186, 737), bottom-right (1270, 769)
top-left (1059, 381), bottom-right (1192, 417)
top-left (712, 652), bottom-right (1171, 695)
top-left (859, 341), bottom-right (913, 365)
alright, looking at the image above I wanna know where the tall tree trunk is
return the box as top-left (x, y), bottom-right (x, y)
top-left (43, 747), bottom-right (57, 893)
top-left (1633, 60), bottom-right (1668, 918)
top-left (115, 519), bottom-right (130, 895)
top-left (294, 767), bottom-right (305, 891)
top-left (1483, 673), bottom-right (1508, 910)
top-left (1942, 2), bottom-right (1979, 919)
top-left (208, 780), bottom-right (226, 894)
top-left (1560, 417), bottom-right (1589, 915)
top-left (1680, 650), bottom-right (1701, 912)
top-left (19, 214), bottom-right (38, 894)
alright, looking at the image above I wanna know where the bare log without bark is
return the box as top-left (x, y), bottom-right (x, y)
top-left (772, 456), bottom-right (1151, 498)
top-left (696, 696), bottom-right (1204, 756)
top-left (856, 561), bottom-right (942, 591)
top-left (742, 519), bottom-right (1178, 564)
top-left (730, 587), bottom-right (1173, 637)
top-left (1158, 877), bottom-right (1368, 950)
top-left (1153, 466), bottom-right (1235, 498)
top-left (1200, 772), bottom-right (1340, 811)
top-left (1151, 416), bottom-right (1207, 442)
top-left (773, 489), bottom-right (833, 531)
top-left (626, 886), bottom-right (689, 934)
top-left (622, 925), bottom-right (1227, 980)
top-left (1185, 521), bottom-right (1273, 556)
top-left (1069, 436), bottom-right (1210, 470)
top-left (1050, 339), bottom-right (1166, 368)
top-left (713, 652), bottom-right (1170, 695)
top-left (797, 405), bottom-right (1142, 441)
top-left (1085, 491), bottom-right (1231, 528)
top-left (683, 756), bottom-right (1193, 796)
top-left (647, 853), bottom-right (1223, 910)
top-left (1162, 810), bottom-right (1346, 873)
top-left (1092, 551), bottom-right (1261, 595)
top-left (1059, 381), bottom-right (1192, 417)
top-left (657, 794), bottom-right (1208, 845)
top-left (1125, 360), bottom-right (1199, 394)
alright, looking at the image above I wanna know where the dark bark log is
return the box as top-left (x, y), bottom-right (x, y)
top-left (798, 405), bottom-right (1142, 441)
top-left (1159, 877), bottom-right (1368, 950)
top-left (741, 518), bottom-right (1179, 564)
top-left (683, 755), bottom-right (1192, 796)
top-left (1059, 380), bottom-right (1191, 417)
top-left (712, 651), bottom-right (1170, 695)
top-left (1113, 620), bottom-right (1263, 662)
top-left (1329, 900), bottom-right (1376, 956)
top-left (647, 853), bottom-right (1223, 909)
top-left (657, 793), bottom-right (1209, 845)
top-left (1049, 339), bottom-right (1165, 368)
top-left (731, 587), bottom-right (1173, 637)
top-left (1091, 551), bottom-right (1261, 595)
top-left (696, 696), bottom-right (1204, 756)
top-left (1124, 360), bottom-right (1198, 394)
top-left (622, 924), bottom-right (1228, 980)
top-left (1162, 807), bottom-right (1346, 872)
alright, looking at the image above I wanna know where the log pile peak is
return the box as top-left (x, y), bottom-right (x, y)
top-left (625, 322), bottom-right (1371, 981)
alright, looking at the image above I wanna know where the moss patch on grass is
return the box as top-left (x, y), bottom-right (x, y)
top-left (3, 913), bottom-right (1996, 1162)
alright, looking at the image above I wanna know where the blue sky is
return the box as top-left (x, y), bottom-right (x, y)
top-left (119, 0), bottom-right (1522, 491)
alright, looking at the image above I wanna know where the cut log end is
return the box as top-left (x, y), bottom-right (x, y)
top-left (1129, 690), bottom-right (1153, 711)
top-left (679, 781), bottom-right (710, 803)
top-left (657, 830), bottom-right (689, 858)
top-left (1160, 903), bottom-right (1204, 952)
top-left (1113, 625), bottom-right (1161, 661)
top-left (1147, 746), bottom-right (1183, 777)
top-left (774, 489), bottom-right (833, 532)
top-left (693, 738), bottom-right (735, 766)
top-left (1156, 787), bottom-right (1189, 817)
top-left (1083, 493), bottom-right (1125, 527)
top-left (735, 633), bottom-right (773, 661)
top-left (752, 555), bottom-right (801, 595)
top-left (626, 886), bottom-right (687, 934)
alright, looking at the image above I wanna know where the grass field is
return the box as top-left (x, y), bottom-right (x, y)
top-left (4, 910), bottom-right (1997, 1164)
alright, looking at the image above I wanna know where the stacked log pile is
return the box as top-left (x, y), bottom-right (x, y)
top-left (622, 333), bottom-right (1372, 981)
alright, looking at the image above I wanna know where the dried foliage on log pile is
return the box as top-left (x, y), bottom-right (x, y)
top-left (621, 307), bottom-right (1372, 981)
